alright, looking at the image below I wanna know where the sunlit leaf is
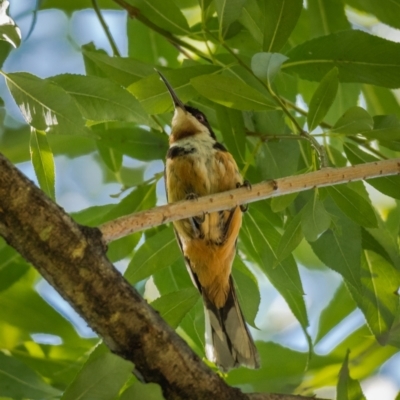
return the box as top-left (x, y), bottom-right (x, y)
top-left (0, 1), bottom-right (21, 48)
top-left (30, 129), bottom-right (55, 200)
top-left (2, 72), bottom-right (89, 136)
top-left (337, 350), bottom-right (366, 400)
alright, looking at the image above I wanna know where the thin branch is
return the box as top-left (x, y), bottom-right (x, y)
top-left (113, 0), bottom-right (211, 62)
top-left (100, 158), bottom-right (400, 243)
top-left (92, 0), bottom-right (121, 57)
top-left (247, 131), bottom-right (310, 142)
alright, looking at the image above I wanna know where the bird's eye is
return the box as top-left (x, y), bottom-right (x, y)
top-left (196, 114), bottom-right (205, 123)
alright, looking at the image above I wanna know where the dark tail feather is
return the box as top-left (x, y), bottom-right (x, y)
top-left (203, 276), bottom-right (260, 371)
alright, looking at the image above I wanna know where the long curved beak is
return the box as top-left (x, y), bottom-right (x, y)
top-left (156, 70), bottom-right (186, 110)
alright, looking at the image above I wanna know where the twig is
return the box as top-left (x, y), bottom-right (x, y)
top-left (112, 0), bottom-right (211, 62)
top-left (100, 158), bottom-right (400, 243)
top-left (92, 0), bottom-right (121, 57)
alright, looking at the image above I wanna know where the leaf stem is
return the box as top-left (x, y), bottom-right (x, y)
top-left (92, 0), bottom-right (121, 57)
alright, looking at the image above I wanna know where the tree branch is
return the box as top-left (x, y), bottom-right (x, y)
top-left (101, 158), bottom-right (400, 243)
top-left (0, 153), bottom-right (330, 399)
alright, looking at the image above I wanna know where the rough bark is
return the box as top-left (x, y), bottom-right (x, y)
top-left (0, 151), bottom-right (329, 400)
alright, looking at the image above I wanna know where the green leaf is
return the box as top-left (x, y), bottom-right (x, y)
top-left (227, 342), bottom-right (308, 393)
top-left (232, 258), bottom-right (261, 328)
top-left (315, 283), bottom-right (357, 343)
top-left (82, 49), bottom-right (155, 87)
top-left (343, 0), bottom-right (400, 30)
top-left (301, 192), bottom-right (331, 242)
top-left (239, 0), bottom-right (263, 44)
top-left (107, 233), bottom-right (142, 263)
top-left (153, 259), bottom-right (192, 295)
top-left (261, 0), bottom-right (303, 52)
top-left (2, 72), bottom-right (89, 136)
top-left (96, 127), bottom-right (168, 162)
top-left (241, 208), bottom-right (309, 331)
top-left (151, 287), bottom-right (200, 328)
top-left (214, 0), bottom-right (246, 37)
top-left (0, 240), bottom-right (30, 292)
top-left (120, 382), bottom-right (164, 400)
top-left (310, 199), bottom-right (362, 290)
top-left (128, 0), bottom-right (190, 35)
top-left (125, 228), bottom-right (182, 284)
top-left (41, 0), bottom-right (119, 11)
top-left (0, 352), bottom-right (61, 399)
top-left (307, 67), bottom-right (339, 131)
top-left (251, 52), bottom-right (289, 87)
top-left (214, 105), bottom-right (246, 164)
top-left (307, 0), bottom-right (350, 37)
top-left (332, 106), bottom-right (373, 135)
top-left (61, 352), bottom-right (132, 400)
top-left (29, 129), bottom-right (56, 201)
top-left (344, 143), bottom-right (400, 200)
top-left (256, 140), bottom-right (300, 179)
top-left (362, 114), bottom-right (400, 141)
top-left (0, 1), bottom-right (21, 48)
top-left (50, 74), bottom-right (153, 126)
top-left (348, 251), bottom-right (400, 344)
top-left (0, 270), bottom-right (84, 344)
top-left (362, 84), bottom-right (400, 117)
top-left (127, 19), bottom-right (180, 68)
top-left (284, 30), bottom-right (400, 88)
top-left (72, 184), bottom-right (156, 227)
top-left (191, 74), bottom-right (277, 111)
top-left (327, 184), bottom-right (378, 228)
top-left (128, 66), bottom-right (220, 114)
top-left (96, 140), bottom-right (123, 173)
top-left (276, 211), bottom-right (304, 264)
top-left (271, 192), bottom-right (298, 212)
top-left (337, 350), bottom-right (366, 400)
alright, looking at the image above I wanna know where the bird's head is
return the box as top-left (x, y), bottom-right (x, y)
top-left (156, 70), bottom-right (216, 144)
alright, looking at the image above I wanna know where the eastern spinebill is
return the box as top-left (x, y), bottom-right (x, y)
top-left (157, 71), bottom-right (259, 371)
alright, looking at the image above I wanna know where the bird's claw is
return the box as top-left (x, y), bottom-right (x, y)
top-left (236, 180), bottom-right (251, 212)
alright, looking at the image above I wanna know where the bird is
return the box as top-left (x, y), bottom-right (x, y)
top-left (157, 70), bottom-right (260, 371)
